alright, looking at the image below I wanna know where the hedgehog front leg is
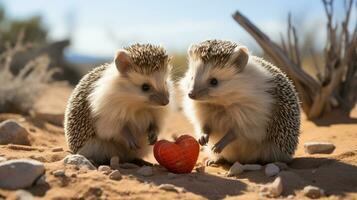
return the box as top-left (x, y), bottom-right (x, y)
top-left (122, 124), bottom-right (140, 150)
top-left (198, 124), bottom-right (211, 146)
top-left (212, 129), bottom-right (237, 154)
top-left (147, 122), bottom-right (158, 145)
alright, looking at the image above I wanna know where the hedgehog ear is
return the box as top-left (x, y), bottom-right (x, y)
top-left (228, 46), bottom-right (249, 72)
top-left (187, 44), bottom-right (198, 60)
top-left (114, 50), bottom-right (133, 75)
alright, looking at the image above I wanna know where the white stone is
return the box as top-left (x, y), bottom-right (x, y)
top-left (109, 170), bottom-right (122, 180)
top-left (304, 142), bottom-right (335, 154)
top-left (265, 163), bottom-right (280, 177)
top-left (110, 156), bottom-right (120, 170)
top-left (227, 162), bottom-right (244, 176)
top-left (158, 184), bottom-right (179, 193)
top-left (98, 165), bottom-right (111, 172)
top-left (303, 185), bottom-right (325, 199)
top-left (0, 120), bottom-right (30, 145)
top-left (63, 154), bottom-right (96, 170)
top-left (15, 189), bottom-right (33, 200)
top-left (243, 164), bottom-right (262, 171)
top-left (260, 176), bottom-right (283, 198)
top-left (0, 159), bottom-right (45, 189)
top-left (137, 166), bottom-right (153, 177)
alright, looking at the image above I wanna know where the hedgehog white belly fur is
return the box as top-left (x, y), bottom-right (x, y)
top-left (64, 44), bottom-right (172, 164)
top-left (181, 40), bottom-right (300, 164)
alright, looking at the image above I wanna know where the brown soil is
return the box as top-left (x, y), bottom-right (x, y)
top-left (0, 85), bottom-right (356, 200)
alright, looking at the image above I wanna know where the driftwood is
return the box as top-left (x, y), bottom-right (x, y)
top-left (233, 0), bottom-right (357, 119)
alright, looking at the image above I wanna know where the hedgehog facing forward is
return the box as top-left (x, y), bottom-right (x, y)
top-left (64, 44), bottom-right (172, 165)
top-left (180, 40), bottom-right (300, 165)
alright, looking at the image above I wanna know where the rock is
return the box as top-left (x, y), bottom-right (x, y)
top-left (243, 164), bottom-right (262, 171)
top-left (35, 175), bottom-right (46, 185)
top-left (0, 159), bottom-right (45, 189)
top-left (167, 172), bottom-right (178, 179)
top-left (227, 161), bottom-right (244, 176)
top-left (158, 184), bottom-right (179, 193)
top-left (53, 169), bottom-right (65, 177)
top-left (304, 142), bottom-right (335, 154)
top-left (260, 176), bottom-right (283, 198)
top-left (303, 185), bottom-right (325, 199)
top-left (51, 147), bottom-right (63, 152)
top-left (0, 156), bottom-right (6, 163)
top-left (109, 170), bottom-right (122, 180)
top-left (137, 166), bottom-right (153, 177)
top-left (63, 154), bottom-right (96, 170)
top-left (265, 163), bottom-right (280, 177)
top-left (98, 165), bottom-right (111, 173)
top-left (287, 194), bottom-right (294, 199)
top-left (14, 190), bottom-right (33, 200)
top-left (110, 156), bottom-right (120, 170)
top-left (0, 120), bottom-right (30, 145)
top-left (119, 163), bottom-right (139, 169)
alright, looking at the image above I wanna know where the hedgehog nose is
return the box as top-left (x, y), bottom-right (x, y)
top-left (188, 91), bottom-right (196, 99)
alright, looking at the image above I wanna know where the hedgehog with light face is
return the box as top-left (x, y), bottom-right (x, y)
top-left (180, 39), bottom-right (300, 165)
top-left (64, 43), bottom-right (173, 165)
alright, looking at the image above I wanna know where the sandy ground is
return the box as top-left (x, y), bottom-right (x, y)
top-left (0, 84), bottom-right (357, 200)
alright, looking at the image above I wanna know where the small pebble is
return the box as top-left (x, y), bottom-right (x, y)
top-left (167, 172), bottom-right (178, 179)
top-left (303, 185), bottom-right (325, 199)
top-left (51, 147), bottom-right (63, 152)
top-left (35, 175), bottom-right (46, 185)
top-left (137, 166), bottom-right (153, 177)
top-left (304, 142), bottom-right (335, 154)
top-left (260, 176), bottom-right (283, 197)
top-left (119, 163), bottom-right (139, 169)
top-left (158, 184), bottom-right (179, 193)
top-left (109, 170), bottom-right (122, 180)
top-left (53, 169), bottom-right (65, 177)
top-left (110, 156), bottom-right (120, 170)
top-left (265, 163), bottom-right (280, 177)
top-left (70, 173), bottom-right (77, 178)
top-left (287, 194), bottom-right (294, 199)
top-left (227, 161), bottom-right (244, 176)
top-left (63, 154), bottom-right (96, 170)
top-left (98, 165), bottom-right (111, 172)
top-left (15, 189), bottom-right (33, 200)
top-left (243, 164), bottom-right (262, 171)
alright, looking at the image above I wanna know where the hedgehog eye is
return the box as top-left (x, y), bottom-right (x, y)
top-left (209, 78), bottom-right (218, 87)
top-left (141, 83), bottom-right (150, 92)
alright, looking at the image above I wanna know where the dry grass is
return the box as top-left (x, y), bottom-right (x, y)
top-left (0, 48), bottom-right (58, 114)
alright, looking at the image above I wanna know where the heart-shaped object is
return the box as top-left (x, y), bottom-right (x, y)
top-left (154, 135), bottom-right (199, 174)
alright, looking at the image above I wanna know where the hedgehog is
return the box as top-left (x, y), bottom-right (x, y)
top-left (180, 39), bottom-right (300, 165)
top-left (64, 43), bottom-right (173, 165)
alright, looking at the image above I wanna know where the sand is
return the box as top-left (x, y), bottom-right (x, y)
top-left (0, 84), bottom-right (356, 200)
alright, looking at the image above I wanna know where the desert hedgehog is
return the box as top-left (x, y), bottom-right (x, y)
top-left (64, 43), bottom-right (173, 165)
top-left (180, 39), bottom-right (300, 165)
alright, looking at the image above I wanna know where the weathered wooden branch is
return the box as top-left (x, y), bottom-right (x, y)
top-left (232, 0), bottom-right (356, 119)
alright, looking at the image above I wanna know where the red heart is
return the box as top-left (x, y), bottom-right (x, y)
top-left (154, 135), bottom-right (199, 174)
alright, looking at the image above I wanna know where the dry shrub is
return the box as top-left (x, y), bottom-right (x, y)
top-left (0, 50), bottom-right (58, 114)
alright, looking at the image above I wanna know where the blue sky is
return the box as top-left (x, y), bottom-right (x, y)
top-left (0, 0), bottom-right (354, 57)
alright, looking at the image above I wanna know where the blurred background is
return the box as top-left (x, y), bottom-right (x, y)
top-left (0, 0), bottom-right (356, 119)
